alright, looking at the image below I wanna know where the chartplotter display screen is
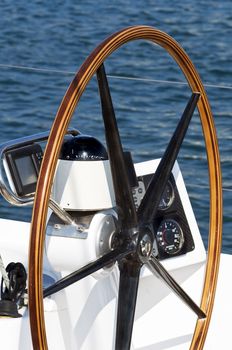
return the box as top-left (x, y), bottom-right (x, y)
top-left (4, 143), bottom-right (43, 197)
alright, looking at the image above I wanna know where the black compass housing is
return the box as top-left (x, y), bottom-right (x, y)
top-left (59, 134), bottom-right (108, 161)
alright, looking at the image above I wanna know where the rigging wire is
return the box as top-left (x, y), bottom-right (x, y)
top-left (0, 63), bottom-right (232, 90)
top-left (0, 63), bottom-right (231, 193)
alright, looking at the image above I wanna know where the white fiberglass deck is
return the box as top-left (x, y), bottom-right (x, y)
top-left (0, 218), bottom-right (231, 349)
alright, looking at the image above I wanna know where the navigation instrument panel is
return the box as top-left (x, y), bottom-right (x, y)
top-left (4, 143), bottom-right (43, 197)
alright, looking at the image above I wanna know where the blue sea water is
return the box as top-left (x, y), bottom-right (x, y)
top-left (0, 0), bottom-right (231, 253)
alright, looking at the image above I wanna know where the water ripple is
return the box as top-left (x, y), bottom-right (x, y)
top-left (0, 0), bottom-right (231, 253)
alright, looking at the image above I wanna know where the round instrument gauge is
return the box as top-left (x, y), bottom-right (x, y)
top-left (156, 219), bottom-right (184, 255)
top-left (158, 180), bottom-right (174, 210)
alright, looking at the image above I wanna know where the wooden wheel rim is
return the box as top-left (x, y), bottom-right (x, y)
top-left (28, 25), bottom-right (222, 350)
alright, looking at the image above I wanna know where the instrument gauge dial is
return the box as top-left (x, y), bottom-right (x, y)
top-left (156, 219), bottom-right (184, 255)
top-left (158, 180), bottom-right (174, 210)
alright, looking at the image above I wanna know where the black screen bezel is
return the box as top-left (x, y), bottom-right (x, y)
top-left (4, 143), bottom-right (42, 197)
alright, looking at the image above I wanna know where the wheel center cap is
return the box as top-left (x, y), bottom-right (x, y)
top-left (139, 234), bottom-right (152, 257)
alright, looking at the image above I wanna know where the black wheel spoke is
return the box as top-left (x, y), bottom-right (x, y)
top-left (115, 259), bottom-right (141, 350)
top-left (43, 245), bottom-right (134, 298)
top-left (147, 255), bottom-right (205, 319)
top-left (97, 64), bottom-right (138, 232)
top-left (138, 93), bottom-right (200, 224)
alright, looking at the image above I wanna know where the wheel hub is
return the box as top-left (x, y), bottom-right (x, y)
top-left (139, 234), bottom-right (152, 257)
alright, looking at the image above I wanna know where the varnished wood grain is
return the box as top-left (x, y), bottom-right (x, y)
top-left (28, 25), bottom-right (222, 350)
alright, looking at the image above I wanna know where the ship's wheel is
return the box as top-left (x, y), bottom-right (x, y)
top-left (28, 26), bottom-right (222, 350)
